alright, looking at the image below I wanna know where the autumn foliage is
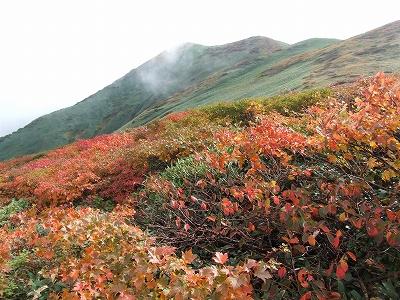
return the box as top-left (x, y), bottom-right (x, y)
top-left (0, 73), bottom-right (400, 299)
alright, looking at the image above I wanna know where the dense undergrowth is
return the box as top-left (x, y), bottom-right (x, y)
top-left (0, 73), bottom-right (399, 299)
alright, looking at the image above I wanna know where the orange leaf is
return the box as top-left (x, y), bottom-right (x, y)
top-left (70, 269), bottom-right (80, 281)
top-left (118, 292), bottom-right (136, 300)
top-left (213, 252), bottom-right (228, 265)
top-left (346, 251), bottom-right (357, 261)
top-left (297, 269), bottom-right (310, 288)
top-left (307, 235), bottom-right (316, 246)
top-left (182, 249), bottom-right (197, 264)
top-left (207, 215), bottom-right (217, 222)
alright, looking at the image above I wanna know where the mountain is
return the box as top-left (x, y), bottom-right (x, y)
top-left (0, 21), bottom-right (399, 161)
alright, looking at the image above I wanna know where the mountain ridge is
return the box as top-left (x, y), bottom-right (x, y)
top-left (0, 21), bottom-right (399, 161)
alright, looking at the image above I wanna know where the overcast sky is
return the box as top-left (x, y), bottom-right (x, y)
top-left (0, 0), bottom-right (399, 137)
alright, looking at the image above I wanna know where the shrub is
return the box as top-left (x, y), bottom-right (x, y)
top-left (0, 199), bottom-right (30, 227)
top-left (135, 73), bottom-right (400, 298)
top-left (161, 156), bottom-right (210, 187)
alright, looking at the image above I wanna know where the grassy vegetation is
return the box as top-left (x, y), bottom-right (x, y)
top-left (0, 199), bottom-right (30, 227)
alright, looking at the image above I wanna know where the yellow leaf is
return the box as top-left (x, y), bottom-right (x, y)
top-left (338, 212), bottom-right (347, 222)
top-left (393, 160), bottom-right (400, 170)
top-left (343, 152), bottom-right (353, 160)
top-left (264, 198), bottom-right (271, 209)
top-left (382, 169), bottom-right (397, 181)
top-left (327, 154), bottom-right (337, 163)
top-left (367, 157), bottom-right (378, 169)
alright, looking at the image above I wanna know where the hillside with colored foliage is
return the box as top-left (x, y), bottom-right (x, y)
top-left (1, 21), bottom-right (399, 161)
top-left (0, 73), bottom-right (400, 299)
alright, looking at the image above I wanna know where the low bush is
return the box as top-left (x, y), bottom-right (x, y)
top-left (0, 199), bottom-right (30, 227)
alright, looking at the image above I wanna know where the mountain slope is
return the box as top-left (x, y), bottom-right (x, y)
top-left (0, 37), bottom-right (287, 160)
top-left (1, 21), bottom-right (399, 161)
top-left (122, 21), bottom-right (400, 128)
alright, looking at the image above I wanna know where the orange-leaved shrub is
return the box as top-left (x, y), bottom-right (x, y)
top-left (0, 206), bottom-right (278, 299)
top-left (136, 73), bottom-right (400, 299)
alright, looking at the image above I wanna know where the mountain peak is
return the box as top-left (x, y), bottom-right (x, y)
top-left (211, 36), bottom-right (288, 55)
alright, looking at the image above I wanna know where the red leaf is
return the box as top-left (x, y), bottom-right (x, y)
top-left (332, 236), bottom-right (340, 249)
top-left (366, 222), bottom-right (379, 237)
top-left (336, 260), bottom-right (348, 280)
top-left (319, 224), bottom-right (330, 233)
top-left (247, 222), bottom-right (256, 232)
top-left (386, 209), bottom-right (396, 222)
top-left (331, 230), bottom-right (342, 249)
top-left (175, 217), bottom-right (181, 228)
top-left (277, 266), bottom-right (287, 278)
top-left (325, 262), bottom-right (335, 276)
top-left (300, 291), bottom-right (312, 300)
top-left (351, 218), bottom-right (364, 229)
top-left (184, 223), bottom-right (190, 232)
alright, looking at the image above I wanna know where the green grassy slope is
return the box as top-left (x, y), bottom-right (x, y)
top-left (120, 38), bottom-right (339, 128)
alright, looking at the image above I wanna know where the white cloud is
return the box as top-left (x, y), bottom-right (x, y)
top-left (0, 0), bottom-right (399, 136)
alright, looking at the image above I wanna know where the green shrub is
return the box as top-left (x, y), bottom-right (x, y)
top-left (199, 88), bottom-right (332, 126)
top-left (7, 250), bottom-right (30, 271)
top-left (201, 100), bottom-right (256, 125)
top-left (0, 199), bottom-right (30, 227)
top-left (161, 156), bottom-right (210, 187)
top-left (261, 88), bottom-right (332, 114)
top-left (2, 249), bottom-right (66, 299)
top-left (91, 196), bottom-right (116, 212)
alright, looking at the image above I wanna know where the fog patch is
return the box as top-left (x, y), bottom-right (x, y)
top-left (136, 43), bottom-right (197, 95)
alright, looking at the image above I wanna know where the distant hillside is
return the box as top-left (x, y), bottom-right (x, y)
top-left (0, 37), bottom-right (286, 160)
top-left (0, 20), bottom-right (399, 161)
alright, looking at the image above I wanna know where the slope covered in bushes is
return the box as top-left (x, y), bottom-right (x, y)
top-left (0, 73), bottom-right (399, 299)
